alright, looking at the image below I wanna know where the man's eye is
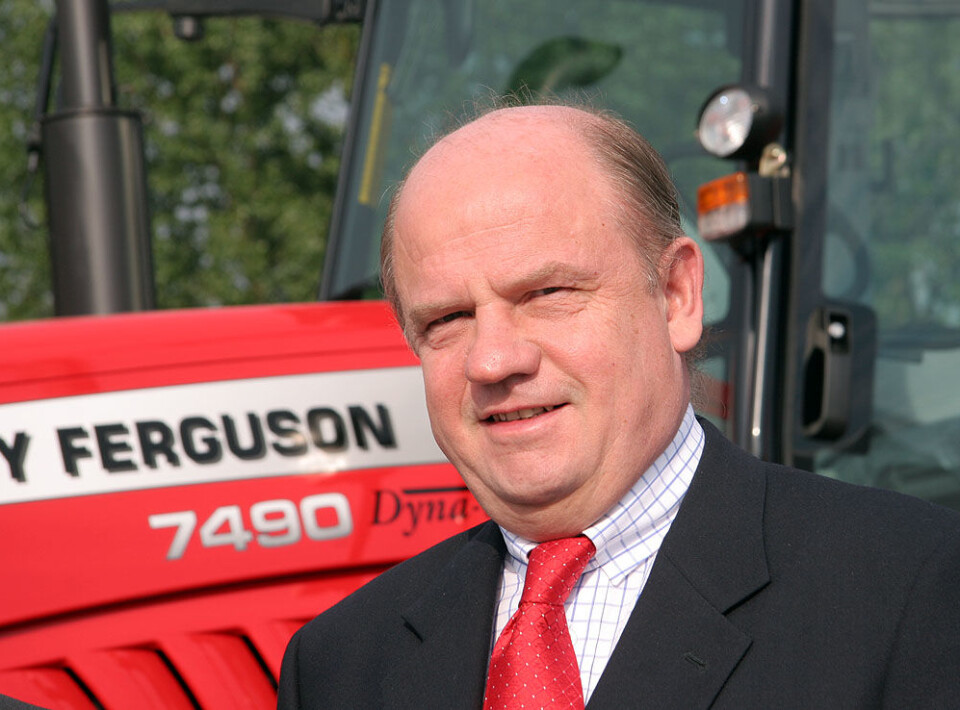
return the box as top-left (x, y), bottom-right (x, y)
top-left (533, 286), bottom-right (565, 297)
top-left (430, 310), bottom-right (470, 327)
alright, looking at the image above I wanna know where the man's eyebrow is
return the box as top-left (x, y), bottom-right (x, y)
top-left (509, 261), bottom-right (598, 290)
top-left (406, 299), bottom-right (464, 330)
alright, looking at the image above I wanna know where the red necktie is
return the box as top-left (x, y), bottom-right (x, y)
top-left (483, 536), bottom-right (596, 709)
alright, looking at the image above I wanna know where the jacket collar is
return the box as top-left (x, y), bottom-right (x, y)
top-left (588, 419), bottom-right (770, 709)
top-left (385, 521), bottom-right (505, 709)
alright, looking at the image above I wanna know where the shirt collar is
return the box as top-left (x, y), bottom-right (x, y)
top-left (500, 405), bottom-right (704, 584)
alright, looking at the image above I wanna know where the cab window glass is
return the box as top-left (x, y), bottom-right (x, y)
top-left (818, 0), bottom-right (960, 507)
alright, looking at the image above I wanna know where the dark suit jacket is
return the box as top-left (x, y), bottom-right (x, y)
top-left (278, 420), bottom-right (960, 709)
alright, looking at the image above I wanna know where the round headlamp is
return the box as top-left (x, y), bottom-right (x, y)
top-left (697, 85), bottom-right (781, 161)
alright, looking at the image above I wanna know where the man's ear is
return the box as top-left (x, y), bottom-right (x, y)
top-left (661, 237), bottom-right (704, 353)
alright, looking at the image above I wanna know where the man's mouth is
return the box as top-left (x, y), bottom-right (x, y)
top-left (486, 404), bottom-right (564, 423)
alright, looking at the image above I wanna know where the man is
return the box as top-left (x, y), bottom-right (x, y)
top-left (278, 104), bottom-right (960, 708)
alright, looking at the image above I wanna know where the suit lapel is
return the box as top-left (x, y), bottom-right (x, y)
top-left (588, 422), bottom-right (770, 709)
top-left (384, 521), bottom-right (505, 709)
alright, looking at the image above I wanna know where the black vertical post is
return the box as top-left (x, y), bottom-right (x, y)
top-left (42, 0), bottom-right (154, 316)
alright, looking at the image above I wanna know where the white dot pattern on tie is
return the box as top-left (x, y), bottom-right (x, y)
top-left (483, 536), bottom-right (596, 709)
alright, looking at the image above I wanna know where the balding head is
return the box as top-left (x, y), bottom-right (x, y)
top-left (380, 104), bottom-right (685, 331)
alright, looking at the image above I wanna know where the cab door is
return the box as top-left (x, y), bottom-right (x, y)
top-left (787, 0), bottom-right (960, 510)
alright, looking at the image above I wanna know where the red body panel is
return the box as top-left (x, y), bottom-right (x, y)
top-left (0, 302), bottom-right (414, 404)
top-left (0, 302), bottom-right (485, 708)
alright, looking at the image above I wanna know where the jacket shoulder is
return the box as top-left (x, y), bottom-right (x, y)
top-left (683, 420), bottom-right (960, 707)
top-left (303, 520), bottom-right (498, 636)
top-left (698, 417), bottom-right (960, 548)
top-left (277, 520), bottom-right (503, 708)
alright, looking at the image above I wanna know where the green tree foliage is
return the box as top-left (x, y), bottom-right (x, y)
top-left (0, 2), bottom-right (359, 321)
top-left (0, 1), bottom-right (54, 320)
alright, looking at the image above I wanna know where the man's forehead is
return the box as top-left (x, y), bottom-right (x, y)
top-left (407, 106), bottom-right (596, 186)
top-left (389, 106), bottom-right (626, 308)
top-left (398, 118), bottom-right (604, 246)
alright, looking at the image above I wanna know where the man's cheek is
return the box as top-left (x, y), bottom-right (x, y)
top-left (423, 382), bottom-right (461, 439)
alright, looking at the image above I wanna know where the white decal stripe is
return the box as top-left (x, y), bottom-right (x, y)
top-left (0, 367), bottom-right (446, 504)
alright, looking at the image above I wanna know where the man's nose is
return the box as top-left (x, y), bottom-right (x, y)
top-left (464, 312), bottom-right (540, 384)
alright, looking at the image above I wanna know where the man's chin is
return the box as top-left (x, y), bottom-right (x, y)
top-left (489, 500), bottom-right (595, 541)
top-left (474, 481), bottom-right (590, 532)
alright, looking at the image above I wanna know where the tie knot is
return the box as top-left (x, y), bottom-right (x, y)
top-left (521, 536), bottom-right (595, 606)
